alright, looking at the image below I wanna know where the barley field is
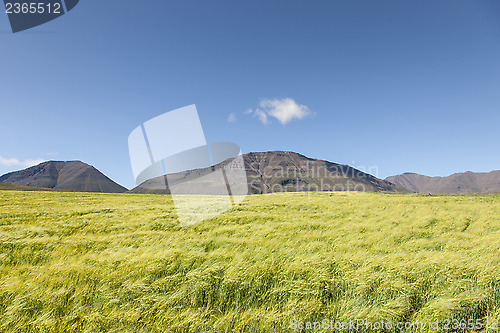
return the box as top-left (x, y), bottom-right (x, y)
top-left (0, 191), bottom-right (499, 332)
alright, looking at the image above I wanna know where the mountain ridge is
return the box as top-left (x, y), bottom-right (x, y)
top-left (386, 170), bottom-right (500, 194)
top-left (3, 154), bottom-right (496, 195)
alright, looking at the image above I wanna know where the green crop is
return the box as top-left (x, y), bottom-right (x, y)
top-left (0, 191), bottom-right (499, 332)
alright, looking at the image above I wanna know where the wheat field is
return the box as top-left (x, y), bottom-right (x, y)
top-left (0, 190), bottom-right (499, 332)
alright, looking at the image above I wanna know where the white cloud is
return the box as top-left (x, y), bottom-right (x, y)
top-left (227, 112), bottom-right (237, 123)
top-left (0, 156), bottom-right (45, 168)
top-left (246, 98), bottom-right (311, 125)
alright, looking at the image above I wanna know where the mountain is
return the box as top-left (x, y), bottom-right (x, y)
top-left (129, 151), bottom-right (407, 194)
top-left (0, 161), bottom-right (127, 193)
top-left (386, 171), bottom-right (500, 194)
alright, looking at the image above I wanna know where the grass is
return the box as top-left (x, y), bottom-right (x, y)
top-left (0, 190), bottom-right (499, 332)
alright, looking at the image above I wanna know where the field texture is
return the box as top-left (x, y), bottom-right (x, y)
top-left (0, 191), bottom-right (499, 332)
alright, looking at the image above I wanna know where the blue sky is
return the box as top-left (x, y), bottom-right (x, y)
top-left (1, 0), bottom-right (499, 189)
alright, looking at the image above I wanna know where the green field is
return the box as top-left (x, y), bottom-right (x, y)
top-left (0, 191), bottom-right (499, 332)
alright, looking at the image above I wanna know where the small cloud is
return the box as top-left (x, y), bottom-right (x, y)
top-left (246, 98), bottom-right (311, 125)
top-left (0, 156), bottom-right (45, 168)
top-left (227, 112), bottom-right (237, 123)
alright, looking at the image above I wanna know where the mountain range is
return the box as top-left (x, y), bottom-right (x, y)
top-left (0, 153), bottom-right (498, 195)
